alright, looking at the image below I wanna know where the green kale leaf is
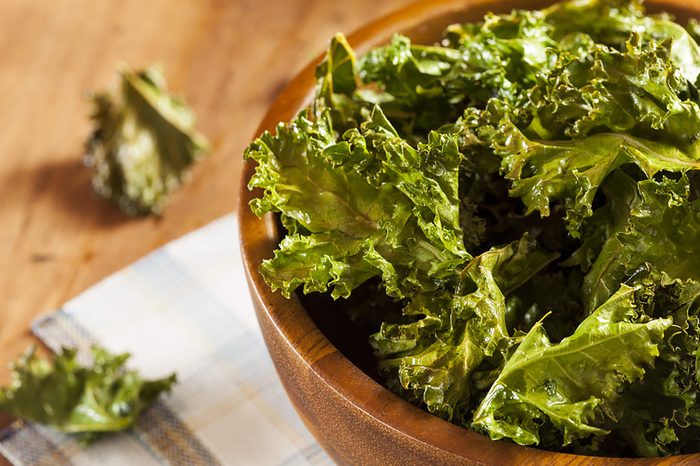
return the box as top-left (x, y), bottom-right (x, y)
top-left (585, 173), bottom-right (700, 311)
top-left (246, 105), bottom-right (469, 300)
top-left (544, 0), bottom-right (700, 83)
top-left (245, 0), bottom-right (700, 457)
top-left (527, 36), bottom-right (700, 145)
top-left (604, 270), bottom-right (700, 456)
top-left (468, 103), bottom-right (700, 236)
top-left (87, 67), bottom-right (209, 215)
top-left (472, 284), bottom-right (670, 446)
top-left (0, 346), bottom-right (176, 446)
top-left (371, 234), bottom-right (556, 422)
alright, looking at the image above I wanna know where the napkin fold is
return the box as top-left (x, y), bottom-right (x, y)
top-left (0, 214), bottom-right (332, 466)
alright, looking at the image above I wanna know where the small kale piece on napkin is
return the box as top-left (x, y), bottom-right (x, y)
top-left (86, 67), bottom-right (209, 215)
top-left (0, 346), bottom-right (176, 446)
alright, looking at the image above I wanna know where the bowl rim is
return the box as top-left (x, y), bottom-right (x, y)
top-left (238, 0), bottom-right (700, 463)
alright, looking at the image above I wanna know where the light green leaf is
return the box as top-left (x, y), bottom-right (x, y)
top-left (0, 346), bottom-right (175, 446)
top-left (87, 67), bottom-right (209, 215)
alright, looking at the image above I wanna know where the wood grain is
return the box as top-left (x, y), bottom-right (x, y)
top-left (0, 0), bottom-right (414, 385)
top-left (0, 3), bottom-right (412, 461)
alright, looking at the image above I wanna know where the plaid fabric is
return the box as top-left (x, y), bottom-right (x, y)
top-left (0, 215), bottom-right (333, 466)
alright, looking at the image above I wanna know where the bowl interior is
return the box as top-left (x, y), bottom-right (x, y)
top-left (241, 0), bottom-right (700, 462)
top-left (299, 0), bottom-right (700, 397)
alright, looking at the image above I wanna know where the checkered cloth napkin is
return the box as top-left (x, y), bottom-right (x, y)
top-left (0, 214), bottom-right (333, 466)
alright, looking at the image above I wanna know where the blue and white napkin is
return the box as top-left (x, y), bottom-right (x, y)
top-left (0, 214), bottom-right (333, 466)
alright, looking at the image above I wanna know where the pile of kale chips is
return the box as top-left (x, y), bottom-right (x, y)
top-left (245, 0), bottom-right (700, 456)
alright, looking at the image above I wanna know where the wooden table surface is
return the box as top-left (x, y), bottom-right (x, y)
top-left (0, 0), bottom-right (413, 445)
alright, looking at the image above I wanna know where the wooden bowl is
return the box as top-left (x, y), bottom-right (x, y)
top-left (239, 1), bottom-right (700, 464)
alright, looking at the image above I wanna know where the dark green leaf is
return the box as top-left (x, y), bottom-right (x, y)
top-left (585, 174), bottom-right (700, 311)
top-left (473, 284), bottom-right (670, 446)
top-left (371, 234), bottom-right (556, 422)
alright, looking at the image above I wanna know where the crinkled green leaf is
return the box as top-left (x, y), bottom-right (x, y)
top-left (0, 346), bottom-right (175, 446)
top-left (246, 105), bottom-right (468, 299)
top-left (476, 104), bottom-right (700, 235)
top-left (371, 234), bottom-right (556, 422)
top-left (87, 67), bottom-right (209, 215)
top-left (544, 0), bottom-right (700, 83)
top-left (562, 170), bottom-right (639, 273)
top-left (355, 34), bottom-right (466, 136)
top-left (599, 269), bottom-right (700, 456)
top-left (473, 284), bottom-right (671, 446)
top-left (527, 36), bottom-right (700, 145)
top-left (322, 12), bottom-right (558, 138)
top-left (443, 9), bottom-right (556, 106)
top-left (585, 174), bottom-right (700, 311)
